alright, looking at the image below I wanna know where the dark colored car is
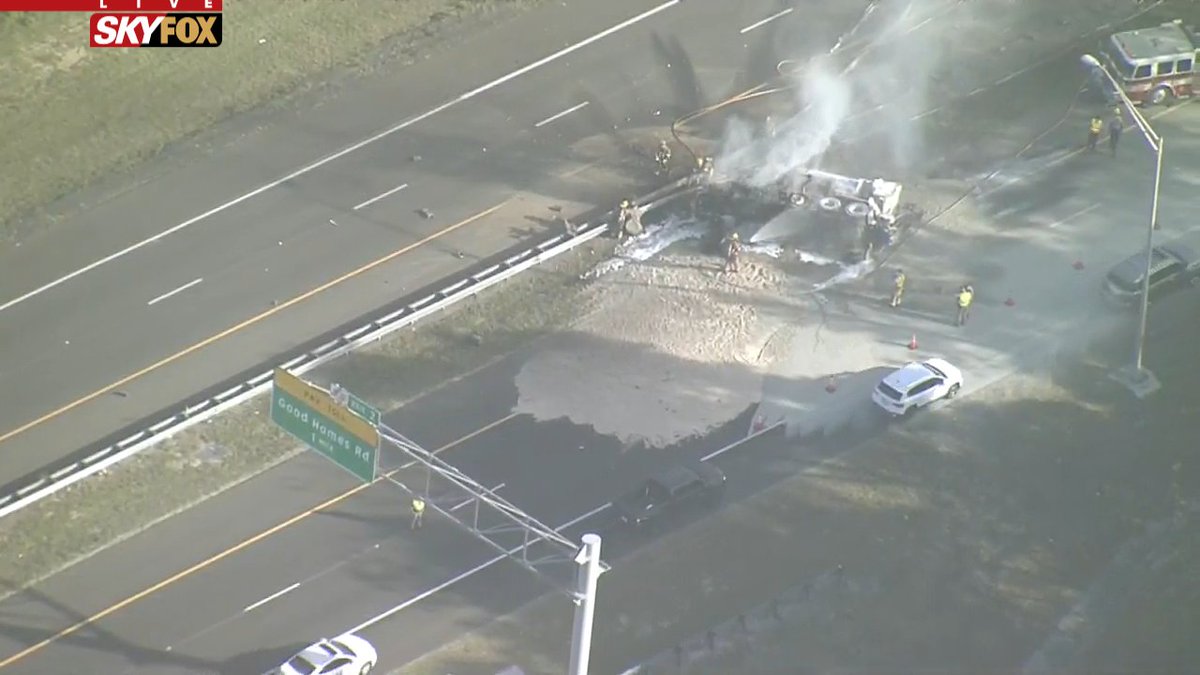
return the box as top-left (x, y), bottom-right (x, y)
top-left (1104, 232), bottom-right (1200, 304)
top-left (614, 462), bottom-right (727, 526)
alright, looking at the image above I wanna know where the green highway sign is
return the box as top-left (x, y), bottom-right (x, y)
top-left (271, 369), bottom-right (379, 483)
top-left (332, 383), bottom-right (381, 426)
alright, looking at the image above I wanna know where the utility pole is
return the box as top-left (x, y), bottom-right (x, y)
top-left (568, 534), bottom-right (604, 675)
top-left (1081, 53), bottom-right (1163, 398)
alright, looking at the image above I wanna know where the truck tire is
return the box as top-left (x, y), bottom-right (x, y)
top-left (1149, 85), bottom-right (1174, 106)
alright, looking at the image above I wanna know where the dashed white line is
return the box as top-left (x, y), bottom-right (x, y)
top-left (1046, 203), bottom-right (1101, 229)
top-left (242, 582), bottom-right (300, 613)
top-left (146, 278), bottom-right (203, 306)
top-left (0, 0), bottom-right (682, 316)
top-left (739, 7), bottom-right (793, 34)
top-left (353, 183), bottom-right (409, 211)
top-left (534, 101), bottom-right (590, 128)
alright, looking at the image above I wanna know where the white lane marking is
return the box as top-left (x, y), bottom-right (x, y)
top-left (353, 183), bottom-right (409, 211)
top-left (534, 101), bottom-right (590, 128)
top-left (701, 421), bottom-right (785, 462)
top-left (739, 7), bottom-right (793, 34)
top-left (146, 278), bottom-right (203, 306)
top-left (1046, 203), bottom-right (1100, 228)
top-left (242, 582), bottom-right (300, 613)
top-left (0, 0), bottom-right (681, 316)
top-left (348, 500), bottom-right (611, 633)
top-left (448, 482), bottom-right (507, 512)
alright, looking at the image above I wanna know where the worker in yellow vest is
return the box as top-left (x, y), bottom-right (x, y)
top-left (956, 284), bottom-right (974, 326)
top-left (1087, 116), bottom-right (1103, 152)
top-left (411, 497), bottom-right (426, 530)
top-left (890, 269), bottom-right (906, 308)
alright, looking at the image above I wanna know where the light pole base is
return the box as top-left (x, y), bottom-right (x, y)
top-left (1109, 365), bottom-right (1161, 399)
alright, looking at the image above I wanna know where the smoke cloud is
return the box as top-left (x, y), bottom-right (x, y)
top-left (715, 0), bottom-right (949, 187)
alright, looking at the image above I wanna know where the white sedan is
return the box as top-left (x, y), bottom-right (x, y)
top-left (276, 634), bottom-right (377, 675)
top-left (871, 358), bottom-right (963, 417)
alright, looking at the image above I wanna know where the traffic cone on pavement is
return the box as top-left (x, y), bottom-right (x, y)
top-left (908, 333), bottom-right (918, 350)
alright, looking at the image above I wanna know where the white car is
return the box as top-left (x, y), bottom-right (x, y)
top-left (871, 358), bottom-right (963, 416)
top-left (276, 634), bottom-right (378, 675)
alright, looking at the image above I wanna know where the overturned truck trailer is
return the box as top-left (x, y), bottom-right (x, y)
top-left (745, 169), bottom-right (904, 249)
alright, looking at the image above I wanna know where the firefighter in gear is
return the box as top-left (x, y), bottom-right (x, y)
top-left (724, 232), bottom-right (742, 273)
top-left (654, 140), bottom-right (672, 176)
top-left (1087, 116), bottom-right (1103, 152)
top-left (616, 199), bottom-right (633, 240)
top-left (955, 284), bottom-right (974, 326)
top-left (616, 199), bottom-right (643, 240)
top-left (410, 497), bottom-right (426, 530)
top-left (890, 269), bottom-right (906, 308)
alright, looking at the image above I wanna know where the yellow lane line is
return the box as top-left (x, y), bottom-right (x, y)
top-left (0, 202), bottom-right (506, 446)
top-left (0, 411), bottom-right (520, 669)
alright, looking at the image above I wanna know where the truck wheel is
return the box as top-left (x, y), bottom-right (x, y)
top-left (1149, 86), bottom-right (1173, 106)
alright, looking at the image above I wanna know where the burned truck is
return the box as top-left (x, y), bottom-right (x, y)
top-left (699, 167), bottom-right (910, 263)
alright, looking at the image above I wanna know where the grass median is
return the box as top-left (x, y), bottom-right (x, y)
top-left (0, 0), bottom-right (542, 239)
top-left (0, 238), bottom-right (613, 598)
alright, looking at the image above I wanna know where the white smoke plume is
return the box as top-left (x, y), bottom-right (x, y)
top-left (715, 0), bottom-right (949, 187)
top-left (717, 57), bottom-right (853, 188)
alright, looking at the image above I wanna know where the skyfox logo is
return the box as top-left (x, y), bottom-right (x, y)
top-left (89, 13), bottom-right (222, 47)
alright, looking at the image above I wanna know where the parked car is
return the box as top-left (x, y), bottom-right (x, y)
top-left (614, 463), bottom-right (726, 526)
top-left (871, 358), bottom-right (964, 417)
top-left (1104, 231), bottom-right (1200, 304)
top-left (276, 634), bottom-right (377, 675)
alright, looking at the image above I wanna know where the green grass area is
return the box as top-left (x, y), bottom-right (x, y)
top-left (0, 0), bottom-right (540, 239)
top-left (0, 238), bottom-right (613, 598)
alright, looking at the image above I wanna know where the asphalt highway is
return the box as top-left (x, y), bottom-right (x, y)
top-left (8, 1), bottom-right (1188, 673)
top-left (0, 0), bottom-right (845, 486)
top-left (0, 0), bottom-right (855, 672)
top-left (0, 340), bottom-right (776, 675)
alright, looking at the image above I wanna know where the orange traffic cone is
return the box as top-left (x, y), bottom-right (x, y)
top-left (751, 415), bottom-right (765, 433)
top-left (908, 333), bottom-right (918, 350)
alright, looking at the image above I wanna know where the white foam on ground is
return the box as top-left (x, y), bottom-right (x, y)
top-left (812, 257), bottom-right (875, 292)
top-left (587, 215), bottom-right (707, 278)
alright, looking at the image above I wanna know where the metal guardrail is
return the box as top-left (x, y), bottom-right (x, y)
top-left (0, 178), bottom-right (697, 521)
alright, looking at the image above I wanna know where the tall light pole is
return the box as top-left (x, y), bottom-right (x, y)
top-left (568, 533), bottom-right (604, 675)
top-left (1081, 54), bottom-right (1164, 398)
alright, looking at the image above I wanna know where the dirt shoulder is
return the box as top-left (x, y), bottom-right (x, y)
top-left (0, 0), bottom-right (544, 238)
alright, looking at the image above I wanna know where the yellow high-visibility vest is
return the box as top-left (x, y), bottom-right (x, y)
top-left (958, 291), bottom-right (973, 307)
top-left (412, 499), bottom-right (426, 513)
top-left (1089, 118), bottom-right (1103, 134)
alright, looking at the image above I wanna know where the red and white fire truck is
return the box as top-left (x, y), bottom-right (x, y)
top-left (1095, 20), bottom-right (1198, 106)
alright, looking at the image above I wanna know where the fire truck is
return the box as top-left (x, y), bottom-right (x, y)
top-left (1094, 20), bottom-right (1198, 106)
